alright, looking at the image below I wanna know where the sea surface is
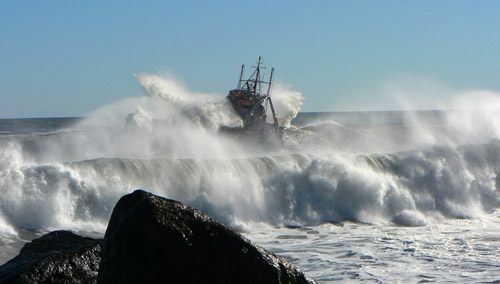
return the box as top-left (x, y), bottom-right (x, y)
top-left (1, 76), bottom-right (500, 283)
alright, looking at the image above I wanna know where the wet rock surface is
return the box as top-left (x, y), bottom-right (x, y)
top-left (0, 230), bottom-right (102, 284)
top-left (98, 189), bottom-right (317, 284)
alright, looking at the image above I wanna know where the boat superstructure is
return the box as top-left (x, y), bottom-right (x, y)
top-left (226, 56), bottom-right (279, 131)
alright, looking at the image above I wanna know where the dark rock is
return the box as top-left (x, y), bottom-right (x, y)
top-left (98, 189), bottom-right (317, 284)
top-left (0, 230), bottom-right (102, 284)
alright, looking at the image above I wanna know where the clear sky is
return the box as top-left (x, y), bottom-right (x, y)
top-left (1, 0), bottom-right (500, 118)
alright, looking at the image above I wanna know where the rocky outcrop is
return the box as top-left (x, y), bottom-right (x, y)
top-left (98, 189), bottom-right (317, 284)
top-left (0, 230), bottom-right (102, 284)
top-left (0, 190), bottom-right (317, 284)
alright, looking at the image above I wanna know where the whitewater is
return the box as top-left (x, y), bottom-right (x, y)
top-left (1, 73), bottom-right (500, 283)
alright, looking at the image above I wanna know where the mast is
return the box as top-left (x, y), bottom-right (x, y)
top-left (254, 56), bottom-right (262, 93)
top-left (266, 67), bottom-right (274, 96)
top-left (237, 65), bottom-right (245, 89)
top-left (266, 67), bottom-right (279, 130)
top-left (268, 97), bottom-right (279, 130)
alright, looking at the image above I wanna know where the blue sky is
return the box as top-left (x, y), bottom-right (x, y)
top-left (1, 1), bottom-right (500, 118)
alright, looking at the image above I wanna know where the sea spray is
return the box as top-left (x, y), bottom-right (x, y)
top-left (1, 72), bottom-right (500, 236)
top-left (269, 83), bottom-right (305, 127)
top-left (0, 72), bottom-right (305, 234)
top-left (3, 77), bottom-right (500, 284)
top-left (135, 72), bottom-right (240, 131)
top-left (2, 144), bottom-right (498, 232)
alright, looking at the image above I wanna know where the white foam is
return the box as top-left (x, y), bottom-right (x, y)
top-left (1, 72), bottom-right (500, 236)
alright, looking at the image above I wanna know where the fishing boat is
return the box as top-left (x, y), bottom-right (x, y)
top-left (221, 57), bottom-right (282, 144)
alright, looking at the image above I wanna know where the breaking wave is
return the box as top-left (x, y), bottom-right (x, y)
top-left (1, 73), bottom-right (500, 236)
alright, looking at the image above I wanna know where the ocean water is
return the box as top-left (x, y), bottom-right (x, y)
top-left (1, 74), bottom-right (500, 283)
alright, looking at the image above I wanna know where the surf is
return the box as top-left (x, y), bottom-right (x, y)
top-left (1, 71), bottom-right (500, 237)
